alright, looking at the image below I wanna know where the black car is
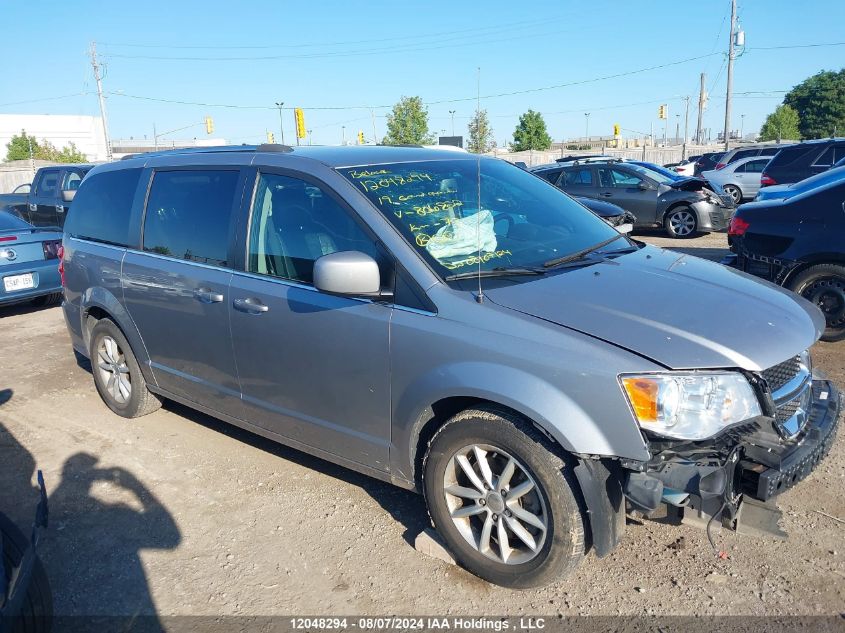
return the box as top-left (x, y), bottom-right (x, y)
top-left (532, 161), bottom-right (732, 238)
top-left (694, 152), bottom-right (724, 175)
top-left (725, 178), bottom-right (845, 341)
top-left (575, 196), bottom-right (636, 230)
top-left (761, 138), bottom-right (845, 188)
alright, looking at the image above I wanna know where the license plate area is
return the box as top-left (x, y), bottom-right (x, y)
top-left (3, 273), bottom-right (35, 292)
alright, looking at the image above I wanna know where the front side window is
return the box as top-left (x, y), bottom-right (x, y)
top-left (63, 170), bottom-right (85, 191)
top-left (247, 172), bottom-right (377, 285)
top-left (599, 168), bottom-right (642, 188)
top-left (35, 170), bottom-right (59, 196)
top-left (143, 170), bottom-right (239, 267)
top-left (338, 159), bottom-right (620, 277)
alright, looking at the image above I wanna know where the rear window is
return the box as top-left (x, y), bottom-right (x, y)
top-left (64, 168), bottom-right (142, 246)
top-left (769, 145), bottom-right (816, 166)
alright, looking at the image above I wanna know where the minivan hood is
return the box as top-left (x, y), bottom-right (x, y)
top-left (484, 245), bottom-right (824, 371)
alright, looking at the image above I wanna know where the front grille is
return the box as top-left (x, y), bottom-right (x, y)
top-left (762, 355), bottom-right (801, 393)
top-left (775, 398), bottom-right (800, 425)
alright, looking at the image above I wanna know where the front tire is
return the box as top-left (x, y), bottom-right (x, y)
top-left (423, 407), bottom-right (585, 588)
top-left (664, 206), bottom-right (698, 238)
top-left (89, 319), bottom-right (161, 418)
top-left (788, 264), bottom-right (845, 342)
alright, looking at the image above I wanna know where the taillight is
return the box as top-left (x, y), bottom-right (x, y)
top-left (58, 244), bottom-right (66, 287)
top-left (42, 239), bottom-right (61, 260)
top-left (728, 216), bottom-right (750, 236)
top-left (715, 163), bottom-right (726, 170)
top-left (0, 235), bottom-right (17, 243)
top-left (760, 173), bottom-right (776, 187)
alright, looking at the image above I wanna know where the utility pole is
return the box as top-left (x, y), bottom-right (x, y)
top-left (675, 115), bottom-right (680, 145)
top-left (341, 126), bottom-right (346, 146)
top-left (370, 109), bottom-right (378, 144)
top-left (307, 130), bottom-right (312, 146)
top-left (584, 112), bottom-right (590, 143)
top-left (275, 102), bottom-right (285, 145)
top-left (696, 72), bottom-right (706, 144)
top-left (682, 95), bottom-right (690, 159)
top-left (740, 114), bottom-right (746, 139)
top-left (89, 41), bottom-right (113, 162)
top-left (723, 0), bottom-right (737, 151)
top-left (449, 110), bottom-right (456, 136)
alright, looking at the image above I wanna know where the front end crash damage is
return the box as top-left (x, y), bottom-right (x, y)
top-left (619, 375), bottom-right (840, 538)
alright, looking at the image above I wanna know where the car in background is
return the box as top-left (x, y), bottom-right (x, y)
top-left (715, 143), bottom-right (789, 170)
top-left (725, 178), bottom-right (845, 341)
top-left (702, 155), bottom-right (771, 203)
top-left (626, 161), bottom-right (684, 181)
top-left (673, 157), bottom-right (698, 177)
top-left (0, 211), bottom-right (62, 307)
top-left (0, 164), bottom-right (93, 228)
top-left (554, 154), bottom-right (616, 166)
top-left (575, 197), bottom-right (635, 232)
top-left (755, 165), bottom-right (845, 202)
top-left (694, 152), bottom-right (724, 175)
top-left (535, 160), bottom-right (732, 237)
top-left (760, 138), bottom-right (845, 188)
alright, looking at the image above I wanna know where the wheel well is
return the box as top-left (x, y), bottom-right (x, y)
top-left (782, 258), bottom-right (845, 287)
top-left (84, 306), bottom-right (111, 340)
top-left (662, 201), bottom-right (695, 224)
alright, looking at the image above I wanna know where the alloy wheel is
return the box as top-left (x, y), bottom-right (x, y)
top-left (724, 185), bottom-right (742, 204)
top-left (669, 210), bottom-right (696, 236)
top-left (96, 335), bottom-right (131, 404)
top-left (443, 444), bottom-right (548, 565)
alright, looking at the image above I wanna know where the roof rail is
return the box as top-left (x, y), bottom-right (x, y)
top-left (120, 143), bottom-right (296, 160)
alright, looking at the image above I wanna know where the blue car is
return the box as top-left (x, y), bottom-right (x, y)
top-left (754, 165), bottom-right (845, 202)
top-left (0, 211), bottom-right (62, 307)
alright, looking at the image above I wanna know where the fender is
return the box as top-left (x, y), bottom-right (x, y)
top-left (392, 361), bottom-right (650, 485)
top-left (80, 286), bottom-right (158, 387)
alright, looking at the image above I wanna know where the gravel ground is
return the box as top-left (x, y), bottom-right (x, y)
top-left (0, 231), bottom-right (843, 618)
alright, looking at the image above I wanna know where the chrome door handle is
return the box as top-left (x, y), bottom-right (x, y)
top-left (233, 297), bottom-right (269, 313)
top-left (195, 288), bottom-right (224, 303)
top-left (56, 205), bottom-right (65, 213)
top-left (28, 203), bottom-right (36, 211)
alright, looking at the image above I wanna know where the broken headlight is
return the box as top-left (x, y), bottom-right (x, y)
top-left (620, 372), bottom-right (761, 440)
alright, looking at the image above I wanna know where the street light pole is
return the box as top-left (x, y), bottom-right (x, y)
top-left (584, 112), bottom-right (590, 143)
top-left (342, 126), bottom-right (346, 146)
top-left (682, 95), bottom-right (691, 160)
top-left (307, 130), bottom-right (312, 146)
top-left (275, 101), bottom-right (285, 145)
top-left (740, 114), bottom-right (746, 139)
top-left (449, 110), bottom-right (456, 136)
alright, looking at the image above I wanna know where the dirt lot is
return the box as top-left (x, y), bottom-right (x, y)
top-left (0, 231), bottom-right (843, 619)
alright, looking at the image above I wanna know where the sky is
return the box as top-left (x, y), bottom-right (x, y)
top-left (2, 0), bottom-right (844, 148)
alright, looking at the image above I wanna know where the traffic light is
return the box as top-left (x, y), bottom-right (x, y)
top-left (205, 116), bottom-right (214, 134)
top-left (613, 123), bottom-right (620, 136)
top-left (266, 131), bottom-right (275, 144)
top-left (294, 108), bottom-right (306, 139)
top-left (357, 130), bottom-right (365, 145)
top-left (658, 105), bottom-right (668, 120)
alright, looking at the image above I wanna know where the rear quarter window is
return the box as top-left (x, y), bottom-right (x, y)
top-left (64, 168), bottom-right (143, 246)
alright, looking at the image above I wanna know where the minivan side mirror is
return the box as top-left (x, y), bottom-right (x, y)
top-left (61, 189), bottom-right (76, 203)
top-left (313, 251), bottom-right (381, 297)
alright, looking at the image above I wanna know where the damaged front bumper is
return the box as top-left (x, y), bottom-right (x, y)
top-left (621, 375), bottom-right (840, 536)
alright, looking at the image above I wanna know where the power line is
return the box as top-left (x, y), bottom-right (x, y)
top-left (0, 92), bottom-right (91, 107)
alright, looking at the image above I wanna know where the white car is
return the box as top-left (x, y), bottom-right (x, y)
top-left (673, 159), bottom-right (696, 177)
top-left (701, 155), bottom-right (771, 204)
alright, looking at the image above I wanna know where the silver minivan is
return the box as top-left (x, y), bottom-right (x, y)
top-left (60, 146), bottom-right (840, 588)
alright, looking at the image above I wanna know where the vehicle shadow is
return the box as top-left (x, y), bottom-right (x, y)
top-left (0, 388), bottom-right (181, 626)
top-left (0, 301), bottom-right (60, 319)
top-left (163, 400), bottom-right (431, 548)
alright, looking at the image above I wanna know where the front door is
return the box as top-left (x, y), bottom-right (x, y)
top-left (122, 168), bottom-right (245, 417)
top-left (596, 166), bottom-right (657, 224)
top-left (29, 169), bottom-right (60, 227)
top-left (229, 170), bottom-right (392, 470)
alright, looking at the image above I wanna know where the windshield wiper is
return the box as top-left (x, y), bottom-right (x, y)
top-left (542, 234), bottom-right (625, 269)
top-left (444, 267), bottom-right (546, 281)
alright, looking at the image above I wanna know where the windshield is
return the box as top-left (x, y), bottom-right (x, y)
top-left (338, 159), bottom-right (621, 277)
top-left (631, 162), bottom-right (680, 181)
top-left (625, 163), bottom-right (675, 185)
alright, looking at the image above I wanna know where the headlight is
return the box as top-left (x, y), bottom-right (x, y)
top-left (620, 372), bottom-right (761, 440)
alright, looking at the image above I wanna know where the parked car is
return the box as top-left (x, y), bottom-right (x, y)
top-left (534, 160), bottom-right (732, 237)
top-left (0, 211), bottom-right (62, 307)
top-left (755, 165), bottom-right (845, 202)
top-left (701, 155), bottom-right (771, 203)
top-left (575, 197), bottom-right (635, 232)
top-left (626, 161), bottom-right (683, 181)
top-left (61, 145), bottom-right (839, 588)
top-left (554, 154), bottom-right (616, 166)
top-left (0, 164), bottom-right (93, 228)
top-left (694, 152), bottom-right (724, 176)
top-left (760, 138), bottom-right (845, 188)
top-left (715, 143), bottom-right (789, 170)
top-left (673, 157), bottom-right (698, 177)
top-left (725, 177), bottom-right (845, 341)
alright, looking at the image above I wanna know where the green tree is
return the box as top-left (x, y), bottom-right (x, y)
top-left (783, 69), bottom-right (845, 139)
top-left (512, 110), bottom-right (552, 151)
top-left (382, 96), bottom-right (435, 145)
top-left (467, 109), bottom-right (495, 153)
top-left (4, 130), bottom-right (41, 161)
top-left (759, 105), bottom-right (801, 142)
top-left (54, 142), bottom-right (88, 163)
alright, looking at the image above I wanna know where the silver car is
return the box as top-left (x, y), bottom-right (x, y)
top-left (703, 155), bottom-right (772, 203)
top-left (61, 146), bottom-right (840, 588)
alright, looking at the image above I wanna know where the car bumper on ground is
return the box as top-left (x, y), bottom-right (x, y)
top-left (0, 259), bottom-right (61, 305)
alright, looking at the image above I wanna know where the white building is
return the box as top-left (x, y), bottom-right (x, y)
top-left (111, 137), bottom-right (229, 160)
top-left (0, 114), bottom-right (108, 162)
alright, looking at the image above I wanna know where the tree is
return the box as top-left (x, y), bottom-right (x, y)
top-left (783, 69), bottom-right (845, 139)
top-left (382, 96), bottom-right (435, 145)
top-left (759, 105), bottom-right (801, 142)
top-left (54, 142), bottom-right (88, 163)
top-left (467, 109), bottom-right (495, 153)
top-left (512, 110), bottom-right (552, 151)
top-left (5, 130), bottom-right (41, 161)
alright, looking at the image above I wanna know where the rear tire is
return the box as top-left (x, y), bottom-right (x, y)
top-left (423, 407), bottom-right (585, 588)
top-left (663, 206), bottom-right (698, 238)
top-left (89, 319), bottom-right (161, 418)
top-left (29, 293), bottom-right (61, 308)
top-left (0, 513), bottom-right (52, 633)
top-left (788, 264), bottom-right (845, 342)
top-left (723, 184), bottom-right (743, 204)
